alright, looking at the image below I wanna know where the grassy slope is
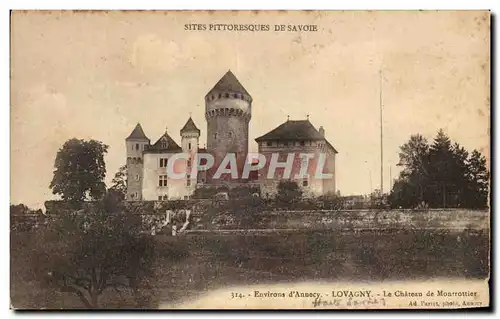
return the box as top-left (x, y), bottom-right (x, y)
top-left (11, 228), bottom-right (489, 309)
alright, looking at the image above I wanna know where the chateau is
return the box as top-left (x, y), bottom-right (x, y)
top-left (125, 70), bottom-right (337, 201)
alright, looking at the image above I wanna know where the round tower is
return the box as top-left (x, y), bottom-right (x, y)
top-left (205, 70), bottom-right (252, 183)
top-left (125, 123), bottom-right (150, 201)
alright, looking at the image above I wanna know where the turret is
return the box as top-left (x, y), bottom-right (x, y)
top-left (205, 70), bottom-right (252, 183)
top-left (180, 117), bottom-right (200, 154)
top-left (125, 123), bottom-right (150, 201)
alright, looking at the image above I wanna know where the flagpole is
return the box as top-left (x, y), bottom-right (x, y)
top-left (379, 69), bottom-right (384, 194)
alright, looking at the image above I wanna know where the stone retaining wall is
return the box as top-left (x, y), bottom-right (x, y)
top-left (34, 201), bottom-right (490, 234)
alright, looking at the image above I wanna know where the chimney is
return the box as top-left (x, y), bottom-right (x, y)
top-left (319, 126), bottom-right (325, 137)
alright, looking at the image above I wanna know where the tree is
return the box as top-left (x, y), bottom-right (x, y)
top-left (37, 191), bottom-right (156, 308)
top-left (390, 134), bottom-right (430, 208)
top-left (398, 134), bottom-right (430, 178)
top-left (10, 204), bottom-right (31, 215)
top-left (10, 204), bottom-right (45, 232)
top-left (50, 139), bottom-right (109, 203)
top-left (449, 142), bottom-right (470, 206)
top-left (465, 150), bottom-right (489, 208)
top-left (276, 181), bottom-right (302, 207)
top-left (390, 129), bottom-right (490, 209)
top-left (428, 129), bottom-right (455, 207)
top-left (109, 165), bottom-right (127, 200)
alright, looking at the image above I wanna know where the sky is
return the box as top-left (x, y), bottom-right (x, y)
top-left (10, 11), bottom-right (490, 209)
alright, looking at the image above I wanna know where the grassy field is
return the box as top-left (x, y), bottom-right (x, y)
top-left (11, 228), bottom-right (489, 309)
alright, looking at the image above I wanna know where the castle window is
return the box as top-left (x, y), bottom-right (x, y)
top-left (267, 141), bottom-right (272, 146)
top-left (214, 133), bottom-right (218, 139)
top-left (233, 93), bottom-right (238, 98)
top-left (187, 175), bottom-right (191, 187)
top-left (135, 174), bottom-right (140, 181)
top-left (225, 93), bottom-right (229, 98)
top-left (303, 180), bottom-right (308, 187)
top-left (188, 142), bottom-right (191, 150)
top-left (158, 196), bottom-right (162, 201)
top-left (218, 93), bottom-right (222, 99)
top-left (284, 142), bottom-right (289, 147)
top-left (228, 131), bottom-right (233, 138)
top-left (135, 143), bottom-right (139, 150)
top-left (300, 141), bottom-right (305, 146)
top-left (159, 175), bottom-right (168, 187)
top-left (159, 158), bottom-right (168, 168)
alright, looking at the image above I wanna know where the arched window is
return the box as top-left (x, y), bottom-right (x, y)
top-left (228, 131), bottom-right (233, 138)
top-left (135, 143), bottom-right (139, 150)
top-left (214, 133), bottom-right (218, 139)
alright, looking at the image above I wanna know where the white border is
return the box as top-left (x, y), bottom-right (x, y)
top-left (3, 1), bottom-right (498, 318)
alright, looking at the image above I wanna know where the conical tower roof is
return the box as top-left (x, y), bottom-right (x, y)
top-left (180, 117), bottom-right (200, 134)
top-left (126, 123), bottom-right (149, 141)
top-left (206, 70), bottom-right (250, 97)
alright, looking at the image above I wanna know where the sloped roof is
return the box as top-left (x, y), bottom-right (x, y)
top-left (144, 132), bottom-right (182, 153)
top-left (255, 120), bottom-right (338, 153)
top-left (126, 123), bottom-right (149, 141)
top-left (206, 70), bottom-right (250, 96)
top-left (325, 140), bottom-right (339, 154)
top-left (180, 117), bottom-right (200, 134)
top-left (256, 120), bottom-right (323, 141)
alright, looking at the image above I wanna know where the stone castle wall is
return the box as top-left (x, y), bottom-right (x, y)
top-left (40, 200), bottom-right (489, 234)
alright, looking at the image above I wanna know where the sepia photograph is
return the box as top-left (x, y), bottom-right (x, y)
top-left (9, 10), bottom-right (490, 309)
